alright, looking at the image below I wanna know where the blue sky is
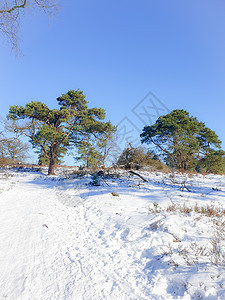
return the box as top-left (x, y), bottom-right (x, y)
top-left (1, 0), bottom-right (225, 165)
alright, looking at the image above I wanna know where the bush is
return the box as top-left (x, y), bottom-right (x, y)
top-left (117, 145), bottom-right (166, 170)
top-left (196, 150), bottom-right (225, 174)
top-left (90, 173), bottom-right (101, 186)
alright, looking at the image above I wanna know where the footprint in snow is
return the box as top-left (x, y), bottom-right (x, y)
top-left (120, 228), bottom-right (130, 241)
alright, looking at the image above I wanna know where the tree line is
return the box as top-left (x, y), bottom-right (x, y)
top-left (1, 89), bottom-right (224, 175)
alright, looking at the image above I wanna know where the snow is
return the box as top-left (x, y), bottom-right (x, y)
top-left (1, 168), bottom-right (225, 299)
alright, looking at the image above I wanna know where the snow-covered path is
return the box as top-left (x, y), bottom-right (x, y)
top-left (0, 173), bottom-right (61, 299)
top-left (0, 172), bottom-right (152, 299)
top-left (1, 169), bottom-right (225, 299)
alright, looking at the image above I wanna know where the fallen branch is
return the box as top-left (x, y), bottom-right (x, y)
top-left (180, 181), bottom-right (191, 192)
top-left (129, 170), bottom-right (148, 182)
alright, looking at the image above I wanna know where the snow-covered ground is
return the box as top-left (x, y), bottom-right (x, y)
top-left (1, 167), bottom-right (225, 299)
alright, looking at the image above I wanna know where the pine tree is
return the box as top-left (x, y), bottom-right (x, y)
top-left (8, 90), bottom-right (114, 175)
top-left (141, 109), bottom-right (222, 171)
top-left (75, 124), bottom-right (117, 169)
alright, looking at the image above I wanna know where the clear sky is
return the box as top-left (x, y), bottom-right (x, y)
top-left (1, 0), bottom-right (225, 165)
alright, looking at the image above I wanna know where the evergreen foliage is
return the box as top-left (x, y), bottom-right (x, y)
top-left (76, 140), bottom-right (101, 169)
top-left (141, 109), bottom-right (222, 172)
top-left (196, 150), bottom-right (225, 174)
top-left (8, 90), bottom-right (115, 174)
top-left (37, 146), bottom-right (66, 165)
top-left (75, 124), bottom-right (117, 169)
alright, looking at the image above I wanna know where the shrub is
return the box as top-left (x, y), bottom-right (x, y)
top-left (117, 145), bottom-right (165, 170)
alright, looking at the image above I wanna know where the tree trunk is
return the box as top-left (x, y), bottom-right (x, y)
top-left (48, 144), bottom-right (59, 175)
top-left (48, 157), bottom-right (56, 175)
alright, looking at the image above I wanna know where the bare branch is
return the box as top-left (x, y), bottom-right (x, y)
top-left (0, 0), bottom-right (58, 51)
top-left (0, 0), bottom-right (27, 14)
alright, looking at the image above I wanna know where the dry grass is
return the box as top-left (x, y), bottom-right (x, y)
top-left (176, 221), bottom-right (225, 268)
top-left (150, 202), bottom-right (225, 218)
top-left (155, 202), bottom-right (225, 269)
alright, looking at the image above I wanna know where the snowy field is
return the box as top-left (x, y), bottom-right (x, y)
top-left (1, 167), bottom-right (225, 299)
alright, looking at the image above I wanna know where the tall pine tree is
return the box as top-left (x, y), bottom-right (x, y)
top-left (141, 109), bottom-right (222, 171)
top-left (8, 90), bottom-right (114, 174)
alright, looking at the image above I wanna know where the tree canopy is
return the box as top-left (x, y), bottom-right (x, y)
top-left (141, 109), bottom-right (222, 171)
top-left (75, 124), bottom-right (117, 169)
top-left (196, 150), bottom-right (225, 174)
top-left (8, 89), bottom-right (115, 174)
